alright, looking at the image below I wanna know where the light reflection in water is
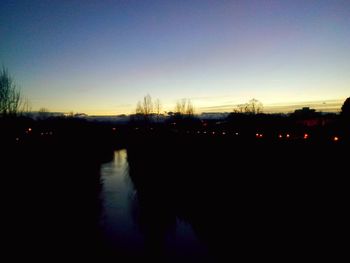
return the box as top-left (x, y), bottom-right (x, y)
top-left (99, 149), bottom-right (207, 261)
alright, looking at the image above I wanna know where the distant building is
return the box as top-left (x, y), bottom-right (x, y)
top-left (293, 107), bottom-right (316, 116)
top-left (292, 107), bottom-right (334, 127)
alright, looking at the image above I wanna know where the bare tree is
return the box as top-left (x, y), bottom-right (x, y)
top-left (136, 101), bottom-right (143, 115)
top-left (22, 98), bottom-right (31, 114)
top-left (185, 100), bottom-right (194, 116)
top-left (233, 104), bottom-right (246, 114)
top-left (175, 99), bottom-right (194, 117)
top-left (142, 94), bottom-right (153, 116)
top-left (0, 68), bottom-right (26, 116)
top-left (135, 94), bottom-right (154, 122)
top-left (175, 99), bottom-right (187, 114)
top-left (154, 98), bottom-right (162, 121)
top-left (233, 99), bottom-right (263, 115)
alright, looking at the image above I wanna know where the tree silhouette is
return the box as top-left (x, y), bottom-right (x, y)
top-left (175, 99), bottom-right (194, 117)
top-left (135, 94), bottom-right (164, 124)
top-left (136, 94), bottom-right (153, 121)
top-left (142, 95), bottom-right (154, 115)
top-left (0, 68), bottom-right (26, 116)
top-left (233, 99), bottom-right (263, 115)
top-left (341, 97), bottom-right (350, 118)
top-left (154, 98), bottom-right (162, 122)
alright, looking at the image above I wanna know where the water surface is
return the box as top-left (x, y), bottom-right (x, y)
top-left (99, 149), bottom-right (208, 261)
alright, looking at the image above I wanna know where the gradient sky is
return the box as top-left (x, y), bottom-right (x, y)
top-left (1, 0), bottom-right (349, 115)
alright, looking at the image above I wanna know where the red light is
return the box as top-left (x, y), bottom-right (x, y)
top-left (28, 128), bottom-right (32, 132)
top-left (286, 134), bottom-right (290, 138)
top-left (303, 133), bottom-right (308, 139)
top-left (222, 132), bottom-right (226, 135)
top-left (212, 131), bottom-right (215, 135)
top-left (256, 133), bottom-right (259, 137)
top-left (259, 134), bottom-right (263, 138)
top-left (112, 127), bottom-right (116, 131)
top-left (278, 134), bottom-right (282, 139)
top-left (333, 136), bottom-right (339, 142)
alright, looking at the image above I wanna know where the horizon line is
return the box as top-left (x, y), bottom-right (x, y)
top-left (27, 98), bottom-right (345, 117)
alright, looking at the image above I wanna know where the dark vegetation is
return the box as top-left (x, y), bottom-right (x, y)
top-left (125, 104), bottom-right (349, 261)
top-left (1, 70), bottom-right (349, 261)
top-left (1, 117), bottom-right (115, 260)
top-left (1, 100), bottom-right (349, 261)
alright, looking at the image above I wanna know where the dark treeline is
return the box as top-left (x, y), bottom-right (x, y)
top-left (124, 102), bottom-right (349, 260)
top-left (1, 95), bottom-right (349, 261)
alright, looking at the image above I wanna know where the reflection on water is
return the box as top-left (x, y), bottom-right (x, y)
top-left (99, 149), bottom-right (207, 261)
top-left (99, 149), bottom-right (143, 253)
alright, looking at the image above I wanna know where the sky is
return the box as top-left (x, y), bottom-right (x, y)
top-left (1, 0), bottom-right (349, 115)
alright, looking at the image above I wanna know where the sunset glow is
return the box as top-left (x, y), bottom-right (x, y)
top-left (1, 1), bottom-right (349, 115)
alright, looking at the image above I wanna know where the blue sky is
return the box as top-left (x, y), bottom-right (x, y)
top-left (1, 0), bottom-right (349, 114)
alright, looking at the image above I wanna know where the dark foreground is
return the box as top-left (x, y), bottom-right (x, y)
top-left (1, 127), bottom-right (348, 262)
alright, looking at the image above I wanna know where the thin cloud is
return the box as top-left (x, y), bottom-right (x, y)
top-left (198, 99), bottom-right (343, 113)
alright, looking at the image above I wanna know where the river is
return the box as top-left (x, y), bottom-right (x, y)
top-left (99, 149), bottom-right (209, 262)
